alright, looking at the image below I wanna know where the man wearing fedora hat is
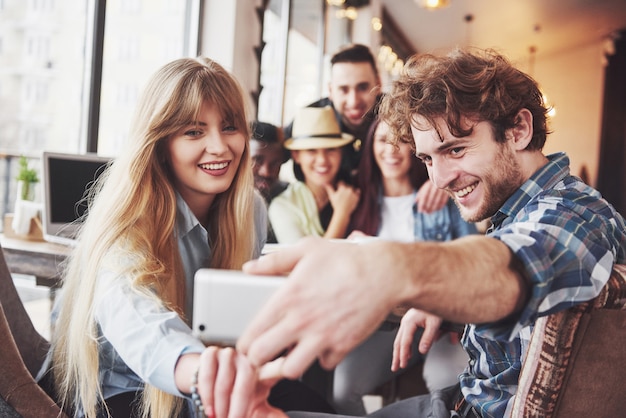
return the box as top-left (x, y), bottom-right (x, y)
top-left (283, 43), bottom-right (449, 214)
top-left (269, 106), bottom-right (360, 244)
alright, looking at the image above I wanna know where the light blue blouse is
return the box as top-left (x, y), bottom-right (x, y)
top-left (42, 192), bottom-right (267, 416)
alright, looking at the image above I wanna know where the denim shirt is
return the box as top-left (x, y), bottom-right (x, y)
top-left (378, 191), bottom-right (477, 242)
top-left (411, 197), bottom-right (478, 242)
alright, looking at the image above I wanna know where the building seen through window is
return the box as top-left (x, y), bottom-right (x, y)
top-left (0, 0), bottom-right (192, 222)
top-left (0, 0), bottom-right (189, 157)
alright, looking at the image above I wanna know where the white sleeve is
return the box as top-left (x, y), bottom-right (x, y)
top-left (94, 271), bottom-right (205, 396)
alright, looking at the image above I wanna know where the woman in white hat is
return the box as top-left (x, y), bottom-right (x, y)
top-left (268, 106), bottom-right (361, 244)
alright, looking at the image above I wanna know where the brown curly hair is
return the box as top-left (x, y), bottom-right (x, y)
top-left (379, 48), bottom-right (551, 151)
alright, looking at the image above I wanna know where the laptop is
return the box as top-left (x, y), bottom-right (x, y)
top-left (192, 268), bottom-right (284, 345)
top-left (41, 151), bottom-right (112, 246)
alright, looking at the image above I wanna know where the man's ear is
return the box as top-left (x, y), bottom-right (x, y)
top-left (327, 81), bottom-right (334, 102)
top-left (506, 108), bottom-right (533, 150)
top-left (291, 150), bottom-right (300, 164)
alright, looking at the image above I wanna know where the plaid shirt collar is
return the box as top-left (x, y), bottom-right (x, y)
top-left (490, 152), bottom-right (569, 231)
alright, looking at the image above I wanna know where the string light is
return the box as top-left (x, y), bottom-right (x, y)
top-left (371, 17), bottom-right (382, 32)
top-left (378, 45), bottom-right (404, 79)
top-left (416, 0), bottom-right (451, 11)
top-left (335, 6), bottom-right (358, 20)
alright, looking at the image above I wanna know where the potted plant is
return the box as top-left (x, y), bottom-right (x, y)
top-left (16, 155), bottom-right (39, 201)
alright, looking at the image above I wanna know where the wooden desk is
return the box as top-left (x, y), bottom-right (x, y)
top-left (0, 234), bottom-right (71, 288)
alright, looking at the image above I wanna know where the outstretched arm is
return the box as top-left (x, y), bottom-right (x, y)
top-left (392, 235), bottom-right (527, 323)
top-left (238, 235), bottom-right (527, 378)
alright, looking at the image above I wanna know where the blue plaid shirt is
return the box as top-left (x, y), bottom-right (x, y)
top-left (459, 153), bottom-right (626, 417)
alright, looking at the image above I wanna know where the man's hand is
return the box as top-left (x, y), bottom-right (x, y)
top-left (237, 237), bottom-right (400, 379)
top-left (415, 180), bottom-right (449, 214)
top-left (391, 308), bottom-right (442, 372)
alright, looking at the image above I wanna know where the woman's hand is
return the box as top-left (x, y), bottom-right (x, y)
top-left (391, 308), bottom-right (443, 372)
top-left (415, 180), bottom-right (449, 214)
top-left (325, 181), bottom-right (360, 216)
top-left (177, 347), bottom-right (287, 418)
top-left (323, 181), bottom-right (360, 239)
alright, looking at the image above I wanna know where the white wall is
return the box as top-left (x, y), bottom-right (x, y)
top-left (199, 0), bottom-right (261, 117)
top-left (531, 41), bottom-right (608, 186)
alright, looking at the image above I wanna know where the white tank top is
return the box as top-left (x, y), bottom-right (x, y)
top-left (378, 193), bottom-right (415, 242)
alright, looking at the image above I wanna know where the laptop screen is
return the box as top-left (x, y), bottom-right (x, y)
top-left (42, 151), bottom-right (112, 244)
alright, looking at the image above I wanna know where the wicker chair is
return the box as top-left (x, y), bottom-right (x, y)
top-left (511, 264), bottom-right (626, 417)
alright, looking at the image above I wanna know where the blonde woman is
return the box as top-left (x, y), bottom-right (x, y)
top-left (41, 57), bottom-right (331, 418)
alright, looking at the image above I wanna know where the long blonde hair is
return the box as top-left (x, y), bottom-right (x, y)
top-left (51, 57), bottom-right (256, 418)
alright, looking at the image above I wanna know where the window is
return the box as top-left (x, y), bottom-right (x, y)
top-left (97, 0), bottom-right (189, 156)
top-left (0, 0), bottom-right (87, 154)
top-left (258, 0), bottom-right (326, 126)
top-left (0, 0), bottom-right (197, 155)
top-left (0, 0), bottom-right (199, 224)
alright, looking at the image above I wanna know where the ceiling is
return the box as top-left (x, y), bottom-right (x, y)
top-left (382, 0), bottom-right (626, 63)
top-left (286, 0), bottom-right (626, 64)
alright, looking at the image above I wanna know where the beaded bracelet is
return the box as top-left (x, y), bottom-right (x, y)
top-left (190, 367), bottom-right (206, 417)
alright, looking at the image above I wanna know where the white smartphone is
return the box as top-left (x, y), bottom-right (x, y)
top-left (192, 268), bottom-right (284, 345)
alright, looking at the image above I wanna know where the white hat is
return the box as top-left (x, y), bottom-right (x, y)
top-left (284, 106), bottom-right (355, 150)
